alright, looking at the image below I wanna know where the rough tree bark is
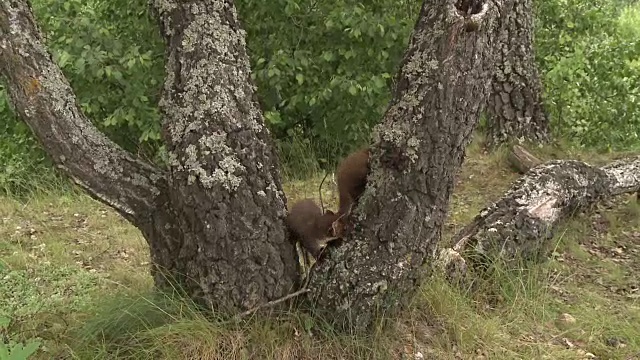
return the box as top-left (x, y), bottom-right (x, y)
top-left (2, 0), bottom-right (533, 328)
top-left (446, 156), bottom-right (640, 271)
top-left (306, 0), bottom-right (511, 329)
top-left (1, 0), bottom-right (298, 313)
top-left (149, 1), bottom-right (302, 310)
top-left (486, 0), bottom-right (550, 146)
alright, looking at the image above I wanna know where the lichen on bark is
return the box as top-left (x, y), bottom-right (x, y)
top-left (150, 0), bottom-right (298, 311)
top-left (306, 0), bottom-right (509, 330)
top-left (451, 157), bottom-right (640, 264)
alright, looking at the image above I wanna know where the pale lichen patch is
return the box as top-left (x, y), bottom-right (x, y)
top-left (404, 52), bottom-right (440, 85)
top-left (176, 136), bottom-right (246, 191)
top-left (406, 136), bottom-right (421, 163)
top-left (198, 130), bottom-right (229, 153)
top-left (527, 195), bottom-right (559, 223)
top-left (152, 0), bottom-right (178, 16)
top-left (376, 124), bottom-right (408, 146)
top-left (603, 157), bottom-right (640, 194)
top-left (167, 151), bottom-right (181, 168)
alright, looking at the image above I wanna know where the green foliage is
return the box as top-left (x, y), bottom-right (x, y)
top-left (0, 317), bottom-right (41, 360)
top-left (236, 0), bottom-right (420, 172)
top-left (32, 0), bottom-right (166, 153)
top-left (535, 0), bottom-right (640, 151)
top-left (0, 0), bottom-right (165, 195)
top-left (3, 0), bottom-right (640, 192)
top-left (0, 85), bottom-right (61, 196)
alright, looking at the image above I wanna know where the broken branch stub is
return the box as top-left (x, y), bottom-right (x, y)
top-left (507, 145), bottom-right (542, 174)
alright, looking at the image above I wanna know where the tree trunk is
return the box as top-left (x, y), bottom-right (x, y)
top-left (485, 0), bottom-right (550, 147)
top-left (1, 0), bottom-right (298, 313)
top-left (447, 156), bottom-right (640, 271)
top-left (306, 0), bottom-right (511, 330)
top-left (150, 0), bottom-right (302, 311)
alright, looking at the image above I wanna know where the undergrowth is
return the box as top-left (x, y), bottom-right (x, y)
top-left (1, 139), bottom-right (639, 359)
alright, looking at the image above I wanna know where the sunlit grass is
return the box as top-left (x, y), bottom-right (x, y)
top-left (1, 137), bottom-right (640, 359)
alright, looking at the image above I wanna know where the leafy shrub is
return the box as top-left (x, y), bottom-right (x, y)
top-left (236, 0), bottom-right (420, 173)
top-left (32, 0), bottom-right (166, 155)
top-left (535, 0), bottom-right (640, 151)
top-left (0, 0), bottom-right (165, 194)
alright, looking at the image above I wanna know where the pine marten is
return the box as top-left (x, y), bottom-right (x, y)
top-left (286, 198), bottom-right (339, 259)
top-left (336, 147), bottom-right (370, 218)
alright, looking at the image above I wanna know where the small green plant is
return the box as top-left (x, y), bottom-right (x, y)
top-left (0, 317), bottom-right (41, 360)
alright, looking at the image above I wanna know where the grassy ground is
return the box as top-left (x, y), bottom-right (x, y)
top-left (1, 138), bottom-right (639, 359)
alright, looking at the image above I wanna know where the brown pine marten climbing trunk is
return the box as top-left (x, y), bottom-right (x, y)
top-left (485, 0), bottom-right (550, 147)
top-left (306, 0), bottom-right (513, 330)
top-left (286, 198), bottom-right (338, 259)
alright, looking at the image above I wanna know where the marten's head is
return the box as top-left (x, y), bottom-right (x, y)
top-left (314, 210), bottom-right (347, 261)
top-left (316, 210), bottom-right (339, 236)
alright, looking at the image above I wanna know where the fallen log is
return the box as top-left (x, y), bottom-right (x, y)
top-left (436, 156), bottom-right (640, 280)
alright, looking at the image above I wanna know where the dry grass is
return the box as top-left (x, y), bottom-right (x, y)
top-left (1, 138), bottom-right (639, 359)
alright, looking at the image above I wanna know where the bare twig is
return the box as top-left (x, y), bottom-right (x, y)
top-left (318, 171), bottom-right (330, 212)
top-left (236, 288), bottom-right (310, 318)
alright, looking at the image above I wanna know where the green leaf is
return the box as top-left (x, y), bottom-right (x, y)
top-left (8, 340), bottom-right (41, 360)
top-left (322, 51), bottom-right (334, 62)
top-left (264, 111), bottom-right (282, 125)
top-left (74, 57), bottom-right (86, 72)
top-left (56, 51), bottom-right (71, 68)
top-left (373, 76), bottom-right (385, 89)
top-left (295, 73), bottom-right (304, 85)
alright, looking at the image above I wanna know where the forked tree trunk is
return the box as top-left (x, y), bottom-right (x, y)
top-left (1, 0), bottom-right (298, 313)
top-left (486, 0), bottom-right (550, 146)
top-left (306, 0), bottom-right (511, 329)
top-left (2, 0), bottom-right (511, 326)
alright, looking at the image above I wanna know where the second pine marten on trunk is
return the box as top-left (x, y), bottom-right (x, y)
top-left (286, 198), bottom-right (339, 259)
top-left (336, 147), bottom-right (370, 218)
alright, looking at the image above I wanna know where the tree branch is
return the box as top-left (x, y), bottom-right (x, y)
top-left (0, 0), bottom-right (165, 223)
